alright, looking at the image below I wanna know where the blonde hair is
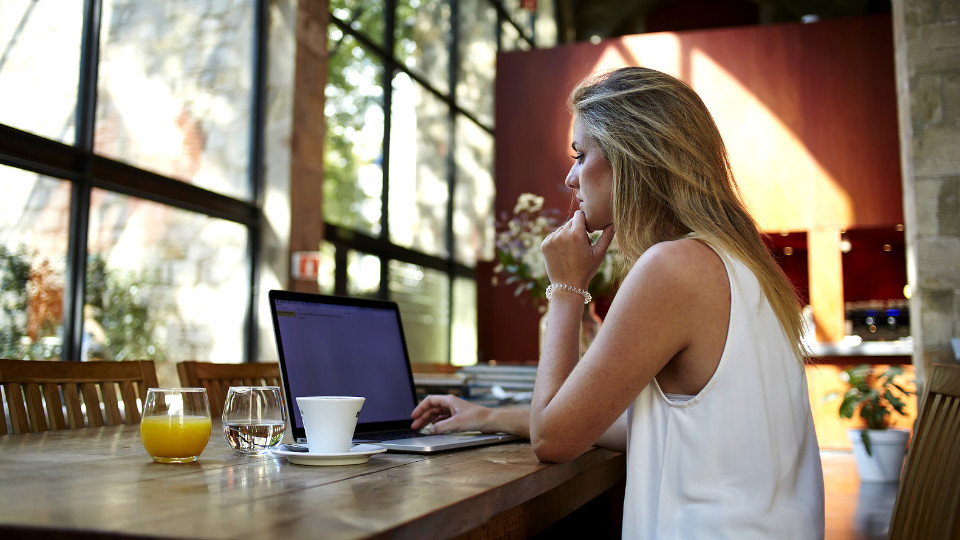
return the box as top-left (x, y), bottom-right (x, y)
top-left (570, 67), bottom-right (807, 361)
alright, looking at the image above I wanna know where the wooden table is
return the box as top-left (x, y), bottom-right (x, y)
top-left (0, 423), bottom-right (626, 539)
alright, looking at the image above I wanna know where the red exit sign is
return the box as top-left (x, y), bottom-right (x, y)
top-left (291, 251), bottom-right (320, 280)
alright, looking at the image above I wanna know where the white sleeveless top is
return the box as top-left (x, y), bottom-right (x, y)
top-left (622, 248), bottom-right (824, 539)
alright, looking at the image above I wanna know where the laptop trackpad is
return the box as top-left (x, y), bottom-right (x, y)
top-left (378, 432), bottom-right (521, 453)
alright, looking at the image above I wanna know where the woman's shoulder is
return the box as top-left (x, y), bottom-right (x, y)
top-left (618, 238), bottom-right (726, 297)
top-left (635, 237), bottom-right (724, 273)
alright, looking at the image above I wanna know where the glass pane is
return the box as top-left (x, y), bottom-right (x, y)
top-left (389, 74), bottom-right (449, 258)
top-left (389, 260), bottom-right (448, 365)
top-left (457, 0), bottom-right (496, 126)
top-left (504, 0), bottom-right (534, 39)
top-left (396, 0), bottom-right (450, 94)
top-left (451, 277), bottom-right (477, 367)
top-left (87, 189), bottom-right (248, 387)
top-left (325, 30), bottom-right (384, 237)
top-left (501, 19), bottom-right (531, 52)
top-left (454, 117), bottom-right (494, 265)
top-left (346, 250), bottom-right (380, 297)
top-left (0, 1), bottom-right (82, 143)
top-left (0, 166), bottom-right (69, 359)
top-left (96, 0), bottom-right (254, 200)
top-left (330, 0), bottom-right (386, 48)
top-left (318, 241), bottom-right (337, 295)
top-left (533, 0), bottom-right (558, 48)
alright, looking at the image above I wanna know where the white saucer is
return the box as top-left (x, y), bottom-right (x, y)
top-left (271, 444), bottom-right (387, 466)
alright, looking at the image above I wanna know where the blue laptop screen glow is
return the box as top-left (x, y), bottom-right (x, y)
top-left (272, 298), bottom-right (417, 428)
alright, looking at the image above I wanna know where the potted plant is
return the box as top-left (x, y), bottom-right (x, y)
top-left (824, 364), bottom-right (914, 483)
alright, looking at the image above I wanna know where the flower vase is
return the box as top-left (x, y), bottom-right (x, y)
top-left (538, 303), bottom-right (603, 359)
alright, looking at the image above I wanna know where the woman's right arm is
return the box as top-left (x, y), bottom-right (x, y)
top-left (411, 394), bottom-right (531, 438)
top-left (411, 394), bottom-right (628, 452)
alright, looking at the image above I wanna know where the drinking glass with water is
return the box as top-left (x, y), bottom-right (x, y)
top-left (222, 386), bottom-right (287, 455)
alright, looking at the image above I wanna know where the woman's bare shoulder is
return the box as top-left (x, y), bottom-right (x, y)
top-left (632, 238), bottom-right (724, 277)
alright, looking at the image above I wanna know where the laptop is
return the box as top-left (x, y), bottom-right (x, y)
top-left (268, 289), bottom-right (521, 453)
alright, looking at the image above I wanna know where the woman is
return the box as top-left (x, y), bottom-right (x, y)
top-left (412, 67), bottom-right (824, 538)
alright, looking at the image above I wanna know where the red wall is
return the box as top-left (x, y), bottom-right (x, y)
top-left (480, 15), bottom-right (902, 364)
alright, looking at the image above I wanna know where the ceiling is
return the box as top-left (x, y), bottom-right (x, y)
top-left (555, 0), bottom-right (892, 42)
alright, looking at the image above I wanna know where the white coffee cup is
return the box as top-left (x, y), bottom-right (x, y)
top-left (296, 396), bottom-right (365, 454)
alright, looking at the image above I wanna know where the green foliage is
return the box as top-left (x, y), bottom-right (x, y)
top-left (324, 3), bottom-right (388, 234)
top-left (824, 364), bottom-right (913, 456)
top-left (0, 248), bottom-right (169, 362)
top-left (0, 246), bottom-right (33, 357)
top-left (85, 254), bottom-right (169, 362)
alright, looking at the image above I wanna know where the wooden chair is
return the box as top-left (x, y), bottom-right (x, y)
top-left (176, 361), bottom-right (282, 418)
top-left (888, 363), bottom-right (960, 539)
top-left (0, 359), bottom-right (158, 435)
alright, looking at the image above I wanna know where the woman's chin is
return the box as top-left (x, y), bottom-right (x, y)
top-left (585, 220), bottom-right (613, 233)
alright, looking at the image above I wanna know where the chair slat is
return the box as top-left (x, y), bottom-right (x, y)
top-left (61, 383), bottom-right (85, 428)
top-left (5, 382), bottom-right (29, 433)
top-left (100, 382), bottom-right (123, 425)
top-left (118, 381), bottom-right (141, 424)
top-left (0, 385), bottom-right (8, 435)
top-left (23, 383), bottom-right (48, 432)
top-left (41, 383), bottom-right (66, 430)
top-left (79, 382), bottom-right (103, 427)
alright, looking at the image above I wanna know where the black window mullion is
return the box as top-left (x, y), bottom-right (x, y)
top-left (62, 0), bottom-right (103, 362)
top-left (245, 0), bottom-right (270, 364)
top-left (378, 0), bottom-right (397, 301)
top-left (445, 0), bottom-right (459, 360)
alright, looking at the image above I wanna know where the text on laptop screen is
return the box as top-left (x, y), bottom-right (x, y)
top-left (272, 299), bottom-right (418, 428)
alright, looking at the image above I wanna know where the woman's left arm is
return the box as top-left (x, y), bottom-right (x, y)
top-left (531, 215), bottom-right (694, 463)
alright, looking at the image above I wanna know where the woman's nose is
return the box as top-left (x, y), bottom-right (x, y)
top-left (565, 166), bottom-right (578, 190)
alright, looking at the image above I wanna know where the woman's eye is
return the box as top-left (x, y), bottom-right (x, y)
top-left (571, 152), bottom-right (584, 164)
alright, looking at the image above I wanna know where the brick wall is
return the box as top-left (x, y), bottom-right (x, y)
top-left (893, 0), bottom-right (960, 384)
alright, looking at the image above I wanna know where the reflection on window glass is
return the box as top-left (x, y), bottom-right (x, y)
top-left (389, 260), bottom-right (448, 365)
top-left (330, 0), bottom-right (386, 48)
top-left (0, 1), bottom-right (82, 143)
top-left (0, 166), bottom-right (69, 360)
top-left (505, 0), bottom-right (535, 40)
top-left (501, 19), bottom-right (531, 52)
top-left (533, 0), bottom-right (558, 47)
top-left (318, 241), bottom-right (337, 295)
top-left (396, 0), bottom-right (450, 93)
top-left (86, 189), bottom-right (247, 380)
top-left (454, 117), bottom-right (495, 265)
top-left (451, 277), bottom-right (477, 366)
top-left (389, 74), bottom-right (449, 258)
top-left (346, 250), bottom-right (380, 297)
top-left (325, 29), bottom-right (384, 237)
top-left (95, 0), bottom-right (254, 200)
top-left (457, 0), bottom-right (496, 126)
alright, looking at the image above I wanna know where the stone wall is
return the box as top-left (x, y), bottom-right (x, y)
top-left (893, 0), bottom-right (960, 384)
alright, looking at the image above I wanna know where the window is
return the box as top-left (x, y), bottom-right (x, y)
top-left (323, 0), bottom-right (555, 366)
top-left (0, 1), bottom-right (265, 386)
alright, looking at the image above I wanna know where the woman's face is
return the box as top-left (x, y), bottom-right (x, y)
top-left (566, 120), bottom-right (614, 232)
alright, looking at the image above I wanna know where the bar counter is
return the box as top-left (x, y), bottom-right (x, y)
top-left (0, 422), bottom-right (626, 539)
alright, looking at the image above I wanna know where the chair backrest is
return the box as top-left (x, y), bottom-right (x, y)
top-left (0, 359), bottom-right (159, 435)
top-left (176, 361), bottom-right (282, 418)
top-left (888, 363), bottom-right (960, 539)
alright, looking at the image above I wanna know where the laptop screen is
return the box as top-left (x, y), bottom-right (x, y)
top-left (269, 291), bottom-right (419, 439)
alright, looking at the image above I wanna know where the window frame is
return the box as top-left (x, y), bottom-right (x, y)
top-left (323, 0), bottom-right (538, 365)
top-left (0, 0), bottom-right (268, 363)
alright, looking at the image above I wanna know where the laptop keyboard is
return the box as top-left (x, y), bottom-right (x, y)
top-left (356, 429), bottom-right (433, 441)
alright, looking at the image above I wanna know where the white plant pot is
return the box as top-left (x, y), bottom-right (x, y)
top-left (848, 428), bottom-right (911, 483)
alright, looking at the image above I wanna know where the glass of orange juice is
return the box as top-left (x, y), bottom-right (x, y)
top-left (141, 388), bottom-right (212, 463)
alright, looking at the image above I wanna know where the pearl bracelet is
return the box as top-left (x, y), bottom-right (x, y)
top-left (545, 283), bottom-right (592, 304)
